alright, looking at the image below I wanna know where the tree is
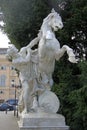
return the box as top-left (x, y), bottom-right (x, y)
top-left (0, 0), bottom-right (51, 48)
top-left (52, 1), bottom-right (87, 130)
top-left (57, 0), bottom-right (87, 60)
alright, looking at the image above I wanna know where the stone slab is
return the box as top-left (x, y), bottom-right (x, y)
top-left (18, 112), bottom-right (69, 130)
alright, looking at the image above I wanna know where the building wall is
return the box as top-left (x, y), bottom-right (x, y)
top-left (0, 48), bottom-right (20, 102)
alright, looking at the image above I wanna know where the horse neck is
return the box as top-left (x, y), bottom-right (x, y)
top-left (41, 22), bottom-right (53, 36)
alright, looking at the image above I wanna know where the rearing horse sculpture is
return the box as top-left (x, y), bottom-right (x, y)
top-left (36, 9), bottom-right (77, 89)
top-left (26, 9), bottom-right (77, 90)
top-left (8, 9), bottom-right (77, 114)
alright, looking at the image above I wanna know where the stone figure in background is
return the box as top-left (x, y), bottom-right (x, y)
top-left (7, 9), bottom-right (77, 114)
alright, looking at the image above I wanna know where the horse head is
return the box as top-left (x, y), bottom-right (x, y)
top-left (43, 9), bottom-right (63, 31)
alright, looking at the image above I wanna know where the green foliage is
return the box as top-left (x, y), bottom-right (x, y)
top-left (57, 0), bottom-right (87, 60)
top-left (52, 61), bottom-right (87, 130)
top-left (53, 2), bottom-right (87, 129)
top-left (0, 0), bottom-right (51, 48)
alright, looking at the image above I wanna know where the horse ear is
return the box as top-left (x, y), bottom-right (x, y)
top-left (51, 8), bottom-right (56, 13)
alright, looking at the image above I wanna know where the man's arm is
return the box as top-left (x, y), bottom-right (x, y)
top-left (26, 37), bottom-right (39, 49)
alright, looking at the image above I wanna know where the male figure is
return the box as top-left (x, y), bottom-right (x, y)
top-left (7, 43), bottom-right (39, 114)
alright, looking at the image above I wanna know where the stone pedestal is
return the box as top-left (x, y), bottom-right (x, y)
top-left (18, 112), bottom-right (69, 130)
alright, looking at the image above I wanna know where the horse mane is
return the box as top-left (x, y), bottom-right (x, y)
top-left (42, 9), bottom-right (59, 24)
top-left (43, 13), bottom-right (54, 23)
top-left (38, 9), bottom-right (61, 38)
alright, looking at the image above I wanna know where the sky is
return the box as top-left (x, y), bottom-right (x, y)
top-left (0, 30), bottom-right (10, 48)
top-left (0, 21), bottom-right (10, 48)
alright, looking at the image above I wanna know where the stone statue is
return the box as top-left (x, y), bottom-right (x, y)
top-left (6, 43), bottom-right (39, 114)
top-left (26, 9), bottom-right (77, 90)
top-left (23, 9), bottom-right (77, 113)
top-left (40, 9), bottom-right (77, 86)
top-left (7, 9), bottom-right (77, 115)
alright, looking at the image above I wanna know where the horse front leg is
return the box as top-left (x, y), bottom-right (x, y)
top-left (55, 45), bottom-right (77, 63)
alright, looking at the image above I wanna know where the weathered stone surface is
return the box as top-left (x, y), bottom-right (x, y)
top-left (18, 112), bottom-right (69, 130)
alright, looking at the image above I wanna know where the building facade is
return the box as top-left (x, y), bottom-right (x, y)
top-left (0, 48), bottom-right (20, 103)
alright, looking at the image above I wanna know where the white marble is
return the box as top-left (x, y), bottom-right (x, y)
top-left (6, 8), bottom-right (73, 130)
top-left (7, 9), bottom-right (77, 120)
top-left (6, 44), bottom-right (39, 114)
top-left (18, 112), bottom-right (69, 130)
top-left (39, 90), bottom-right (60, 113)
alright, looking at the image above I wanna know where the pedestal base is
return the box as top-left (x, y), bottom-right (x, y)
top-left (18, 112), bottom-right (69, 130)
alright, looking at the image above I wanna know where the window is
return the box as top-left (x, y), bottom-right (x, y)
top-left (0, 91), bottom-right (3, 94)
top-left (11, 80), bottom-right (15, 87)
top-left (0, 75), bottom-right (6, 87)
top-left (0, 65), bottom-right (6, 70)
top-left (10, 66), bottom-right (15, 70)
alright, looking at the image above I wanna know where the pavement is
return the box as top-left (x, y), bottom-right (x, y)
top-left (0, 111), bottom-right (20, 130)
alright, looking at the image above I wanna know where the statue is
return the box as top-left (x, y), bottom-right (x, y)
top-left (7, 9), bottom-right (77, 115)
top-left (6, 42), bottom-right (39, 114)
top-left (26, 9), bottom-right (77, 90)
